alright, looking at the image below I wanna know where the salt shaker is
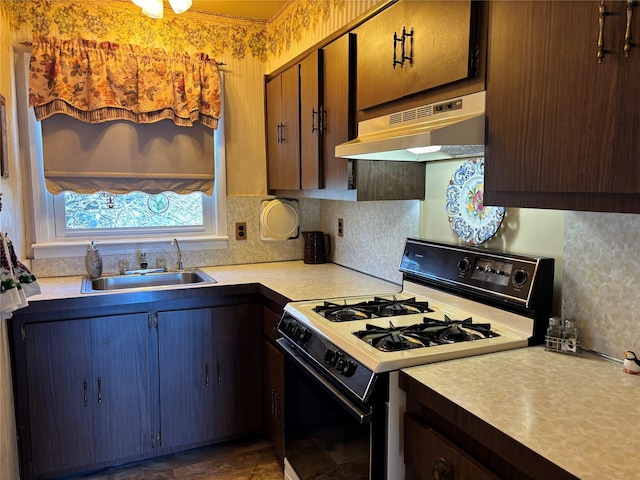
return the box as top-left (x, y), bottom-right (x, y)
top-left (562, 318), bottom-right (579, 353)
top-left (545, 317), bottom-right (562, 351)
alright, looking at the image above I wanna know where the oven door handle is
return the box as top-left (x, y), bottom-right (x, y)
top-left (277, 339), bottom-right (372, 425)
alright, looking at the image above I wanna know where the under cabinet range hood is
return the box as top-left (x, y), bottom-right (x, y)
top-left (335, 91), bottom-right (485, 161)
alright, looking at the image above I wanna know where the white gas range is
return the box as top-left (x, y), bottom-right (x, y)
top-left (278, 239), bottom-right (555, 480)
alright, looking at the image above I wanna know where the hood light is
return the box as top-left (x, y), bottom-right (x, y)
top-left (407, 146), bottom-right (442, 155)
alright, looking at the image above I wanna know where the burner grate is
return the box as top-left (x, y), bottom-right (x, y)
top-left (353, 315), bottom-right (500, 352)
top-left (313, 297), bottom-right (434, 322)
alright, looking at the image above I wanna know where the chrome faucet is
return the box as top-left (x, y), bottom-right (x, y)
top-left (172, 239), bottom-right (183, 271)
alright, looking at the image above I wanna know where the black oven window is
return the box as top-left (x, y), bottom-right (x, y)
top-left (284, 360), bottom-right (371, 479)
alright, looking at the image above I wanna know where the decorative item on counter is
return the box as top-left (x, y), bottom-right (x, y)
top-left (1, 232), bottom-right (41, 318)
top-left (85, 240), bottom-right (103, 279)
top-left (545, 300), bottom-right (580, 355)
top-left (623, 351), bottom-right (640, 375)
top-left (445, 158), bottom-right (506, 245)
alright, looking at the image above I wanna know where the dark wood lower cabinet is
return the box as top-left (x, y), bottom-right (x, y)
top-left (261, 304), bottom-right (285, 460)
top-left (23, 313), bottom-right (153, 478)
top-left (400, 371), bottom-right (579, 480)
top-left (10, 289), bottom-right (263, 480)
top-left (404, 413), bottom-right (498, 480)
top-left (158, 308), bottom-right (215, 450)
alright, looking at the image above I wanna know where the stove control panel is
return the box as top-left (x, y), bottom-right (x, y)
top-left (401, 238), bottom-right (555, 309)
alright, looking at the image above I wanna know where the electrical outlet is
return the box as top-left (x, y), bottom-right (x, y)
top-left (338, 218), bottom-right (344, 237)
top-left (235, 222), bottom-right (247, 241)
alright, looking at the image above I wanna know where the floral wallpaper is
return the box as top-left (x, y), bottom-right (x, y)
top-left (2, 0), bottom-right (347, 61)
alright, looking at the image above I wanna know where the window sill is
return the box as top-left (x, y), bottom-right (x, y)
top-left (32, 235), bottom-right (230, 259)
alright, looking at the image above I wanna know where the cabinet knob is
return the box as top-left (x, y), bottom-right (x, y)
top-left (432, 456), bottom-right (453, 480)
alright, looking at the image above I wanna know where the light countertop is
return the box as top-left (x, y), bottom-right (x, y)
top-left (27, 261), bottom-right (402, 302)
top-left (402, 346), bottom-right (639, 480)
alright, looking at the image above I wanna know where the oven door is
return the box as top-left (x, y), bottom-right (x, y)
top-left (277, 338), bottom-right (387, 480)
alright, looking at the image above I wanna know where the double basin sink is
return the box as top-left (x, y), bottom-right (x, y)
top-left (81, 268), bottom-right (216, 293)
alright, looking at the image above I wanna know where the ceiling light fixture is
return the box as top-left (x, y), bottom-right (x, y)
top-left (132, 0), bottom-right (192, 18)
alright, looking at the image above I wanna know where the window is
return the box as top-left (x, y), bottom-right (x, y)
top-left (57, 191), bottom-right (206, 232)
top-left (15, 49), bottom-right (228, 260)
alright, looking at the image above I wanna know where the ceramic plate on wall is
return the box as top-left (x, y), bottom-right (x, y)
top-left (260, 198), bottom-right (300, 241)
top-left (445, 158), bottom-right (505, 245)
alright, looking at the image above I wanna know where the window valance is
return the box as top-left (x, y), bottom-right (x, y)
top-left (28, 35), bottom-right (221, 129)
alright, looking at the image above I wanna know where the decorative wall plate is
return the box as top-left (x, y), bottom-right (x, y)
top-left (260, 198), bottom-right (300, 241)
top-left (445, 158), bottom-right (505, 245)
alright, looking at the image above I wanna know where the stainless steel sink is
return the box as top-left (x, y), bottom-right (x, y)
top-left (81, 269), bottom-right (216, 293)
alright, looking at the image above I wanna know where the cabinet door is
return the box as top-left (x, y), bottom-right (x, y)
top-left (92, 313), bottom-right (153, 462)
top-left (404, 413), bottom-right (499, 480)
top-left (262, 339), bottom-right (284, 459)
top-left (402, 1), bottom-right (472, 98)
top-left (300, 50), bottom-right (322, 189)
top-left (25, 320), bottom-right (95, 476)
top-left (266, 67), bottom-right (301, 190)
top-left (485, 1), bottom-right (640, 210)
top-left (322, 34), bottom-right (355, 191)
top-left (157, 308), bottom-right (214, 449)
top-left (212, 304), bottom-right (262, 440)
top-left (356, 1), bottom-right (404, 109)
top-left (356, 0), bottom-right (473, 110)
top-left (266, 76), bottom-right (284, 189)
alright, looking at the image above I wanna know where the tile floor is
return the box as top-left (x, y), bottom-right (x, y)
top-left (72, 439), bottom-right (283, 480)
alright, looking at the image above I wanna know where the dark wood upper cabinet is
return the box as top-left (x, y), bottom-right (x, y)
top-left (355, 0), bottom-right (475, 111)
top-left (266, 66), bottom-right (301, 190)
top-left (300, 50), bottom-right (323, 189)
top-left (484, 0), bottom-right (640, 213)
top-left (322, 33), bottom-right (356, 191)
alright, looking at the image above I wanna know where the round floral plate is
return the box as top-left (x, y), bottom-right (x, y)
top-left (445, 158), bottom-right (505, 245)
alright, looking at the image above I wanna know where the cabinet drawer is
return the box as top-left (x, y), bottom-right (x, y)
top-left (404, 412), bottom-right (498, 480)
top-left (262, 305), bottom-right (281, 343)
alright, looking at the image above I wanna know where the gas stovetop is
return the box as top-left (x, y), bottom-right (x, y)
top-left (277, 239), bottom-right (555, 403)
top-left (282, 284), bottom-right (533, 374)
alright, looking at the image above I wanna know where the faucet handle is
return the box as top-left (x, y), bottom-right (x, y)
top-left (118, 260), bottom-right (129, 275)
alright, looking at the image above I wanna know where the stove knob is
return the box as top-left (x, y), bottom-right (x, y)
top-left (324, 349), bottom-right (338, 366)
top-left (512, 268), bottom-right (529, 287)
top-left (335, 357), bottom-right (357, 376)
top-left (296, 327), bottom-right (311, 343)
top-left (457, 257), bottom-right (471, 273)
top-left (342, 360), bottom-right (358, 377)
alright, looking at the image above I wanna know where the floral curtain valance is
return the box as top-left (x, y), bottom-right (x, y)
top-left (28, 35), bottom-right (221, 129)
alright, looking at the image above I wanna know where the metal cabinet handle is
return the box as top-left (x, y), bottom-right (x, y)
top-left (279, 123), bottom-right (285, 143)
top-left (205, 362), bottom-right (210, 387)
top-left (97, 377), bottom-right (102, 405)
top-left (271, 389), bottom-right (276, 417)
top-left (83, 379), bottom-right (88, 407)
top-left (320, 106), bottom-right (327, 133)
top-left (624, 0), bottom-right (634, 57)
top-left (311, 108), bottom-right (319, 133)
top-left (216, 361), bottom-right (221, 386)
top-left (597, 1), bottom-right (607, 63)
top-left (393, 30), bottom-right (404, 68)
top-left (274, 392), bottom-right (280, 419)
top-left (403, 27), bottom-right (414, 66)
top-left (393, 27), bottom-right (414, 68)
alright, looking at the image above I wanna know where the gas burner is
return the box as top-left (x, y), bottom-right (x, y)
top-left (353, 315), bottom-right (500, 351)
top-left (313, 296), bottom-right (434, 322)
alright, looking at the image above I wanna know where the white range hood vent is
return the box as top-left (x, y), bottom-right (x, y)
top-left (335, 91), bottom-right (485, 161)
